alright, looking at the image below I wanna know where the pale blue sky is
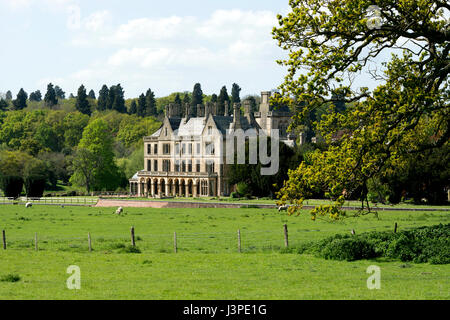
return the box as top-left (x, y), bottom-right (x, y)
top-left (0, 0), bottom-right (293, 98)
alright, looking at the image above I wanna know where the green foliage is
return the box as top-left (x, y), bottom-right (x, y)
top-left (44, 83), bottom-right (58, 107)
top-left (23, 157), bottom-right (47, 197)
top-left (312, 224), bottom-right (450, 264)
top-left (88, 90), bottom-right (96, 100)
top-left (229, 138), bottom-right (301, 198)
top-left (236, 182), bottom-right (250, 198)
top-left (0, 99), bottom-right (8, 111)
top-left (231, 83), bottom-right (241, 104)
top-left (111, 84), bottom-right (126, 114)
top-left (0, 175), bottom-right (23, 198)
top-left (129, 100), bottom-right (137, 115)
top-left (54, 86), bottom-right (65, 100)
top-left (145, 89), bottom-right (157, 117)
top-left (192, 83), bottom-right (203, 115)
top-left (274, 0), bottom-right (449, 219)
top-left (217, 86), bottom-right (230, 115)
top-left (137, 93), bottom-right (146, 117)
top-left (97, 85), bottom-right (109, 111)
top-left (13, 88), bottom-right (28, 110)
top-left (319, 237), bottom-right (376, 261)
top-left (230, 191), bottom-right (240, 199)
top-left (70, 119), bottom-right (122, 192)
top-left (75, 85), bottom-right (91, 116)
top-left (0, 274), bottom-right (21, 283)
top-left (29, 90), bottom-right (42, 102)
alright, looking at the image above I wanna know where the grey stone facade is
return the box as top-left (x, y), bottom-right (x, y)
top-left (129, 91), bottom-right (295, 197)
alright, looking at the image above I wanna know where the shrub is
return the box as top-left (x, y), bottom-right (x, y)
top-left (230, 192), bottom-right (240, 199)
top-left (313, 224), bottom-right (449, 264)
top-left (0, 274), bottom-right (21, 283)
top-left (236, 182), bottom-right (250, 198)
top-left (0, 175), bottom-right (23, 198)
top-left (319, 238), bottom-right (378, 261)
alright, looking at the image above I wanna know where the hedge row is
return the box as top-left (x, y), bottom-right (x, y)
top-left (295, 223), bottom-right (449, 264)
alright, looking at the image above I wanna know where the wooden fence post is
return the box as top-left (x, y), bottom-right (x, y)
top-left (2, 230), bottom-right (6, 250)
top-left (284, 224), bottom-right (289, 248)
top-left (88, 233), bottom-right (92, 252)
top-left (35, 232), bottom-right (38, 251)
top-left (394, 222), bottom-right (398, 233)
top-left (131, 226), bottom-right (135, 246)
top-left (174, 232), bottom-right (177, 253)
top-left (237, 229), bottom-right (241, 253)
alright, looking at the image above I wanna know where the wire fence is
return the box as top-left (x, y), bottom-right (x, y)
top-left (0, 226), bottom-right (316, 254)
top-left (0, 197), bottom-right (98, 206)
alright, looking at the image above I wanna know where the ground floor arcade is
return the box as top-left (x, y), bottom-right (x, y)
top-left (129, 177), bottom-right (220, 198)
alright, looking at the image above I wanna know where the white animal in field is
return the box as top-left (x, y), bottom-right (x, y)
top-left (278, 205), bottom-right (288, 212)
top-left (25, 202), bottom-right (32, 208)
top-left (115, 207), bottom-right (123, 215)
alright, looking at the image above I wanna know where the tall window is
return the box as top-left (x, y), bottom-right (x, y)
top-left (188, 143), bottom-right (192, 155)
top-left (175, 160), bottom-right (180, 172)
top-left (147, 144), bottom-right (152, 155)
top-left (205, 143), bottom-right (215, 155)
top-left (154, 160), bottom-right (158, 172)
top-left (188, 160), bottom-right (192, 172)
top-left (196, 160), bottom-right (201, 172)
top-left (181, 160), bottom-right (186, 172)
top-left (196, 143), bottom-right (200, 154)
top-left (163, 144), bottom-right (171, 155)
top-left (154, 144), bottom-right (158, 154)
top-left (163, 160), bottom-right (171, 172)
top-left (147, 160), bottom-right (151, 171)
top-left (181, 143), bottom-right (186, 155)
top-left (206, 161), bottom-right (215, 173)
top-left (175, 143), bottom-right (180, 155)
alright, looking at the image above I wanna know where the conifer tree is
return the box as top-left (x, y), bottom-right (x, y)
top-left (145, 89), bottom-right (156, 116)
top-left (174, 93), bottom-right (182, 105)
top-left (97, 85), bottom-right (109, 111)
top-left (137, 93), bottom-right (147, 117)
top-left (217, 86), bottom-right (230, 115)
top-left (13, 88), bottom-right (28, 110)
top-left (231, 83), bottom-right (241, 104)
top-left (44, 83), bottom-right (58, 107)
top-left (75, 85), bottom-right (91, 116)
top-left (129, 99), bottom-right (137, 115)
top-left (88, 90), bottom-right (96, 100)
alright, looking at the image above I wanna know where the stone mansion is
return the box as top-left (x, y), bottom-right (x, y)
top-left (129, 91), bottom-right (295, 198)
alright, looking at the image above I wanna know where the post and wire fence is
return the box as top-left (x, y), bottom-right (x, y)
top-left (0, 223), bottom-right (359, 254)
top-left (0, 197), bottom-right (98, 206)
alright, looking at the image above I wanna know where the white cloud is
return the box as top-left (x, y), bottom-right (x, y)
top-left (84, 10), bottom-right (111, 32)
top-left (42, 9), bottom-right (286, 97)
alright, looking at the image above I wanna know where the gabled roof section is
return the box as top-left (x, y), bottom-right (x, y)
top-left (175, 117), bottom-right (206, 137)
top-left (211, 115), bottom-right (233, 134)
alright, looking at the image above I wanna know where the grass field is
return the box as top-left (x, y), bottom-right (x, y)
top-left (0, 205), bottom-right (449, 299)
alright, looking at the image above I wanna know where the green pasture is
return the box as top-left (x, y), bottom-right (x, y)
top-left (0, 205), bottom-right (448, 299)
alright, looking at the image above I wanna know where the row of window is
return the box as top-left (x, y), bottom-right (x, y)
top-left (147, 159), bottom-right (216, 173)
top-left (147, 143), bottom-right (215, 156)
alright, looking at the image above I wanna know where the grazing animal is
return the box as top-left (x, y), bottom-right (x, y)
top-left (278, 205), bottom-right (288, 212)
top-left (115, 207), bottom-right (123, 215)
top-left (25, 202), bottom-right (33, 208)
